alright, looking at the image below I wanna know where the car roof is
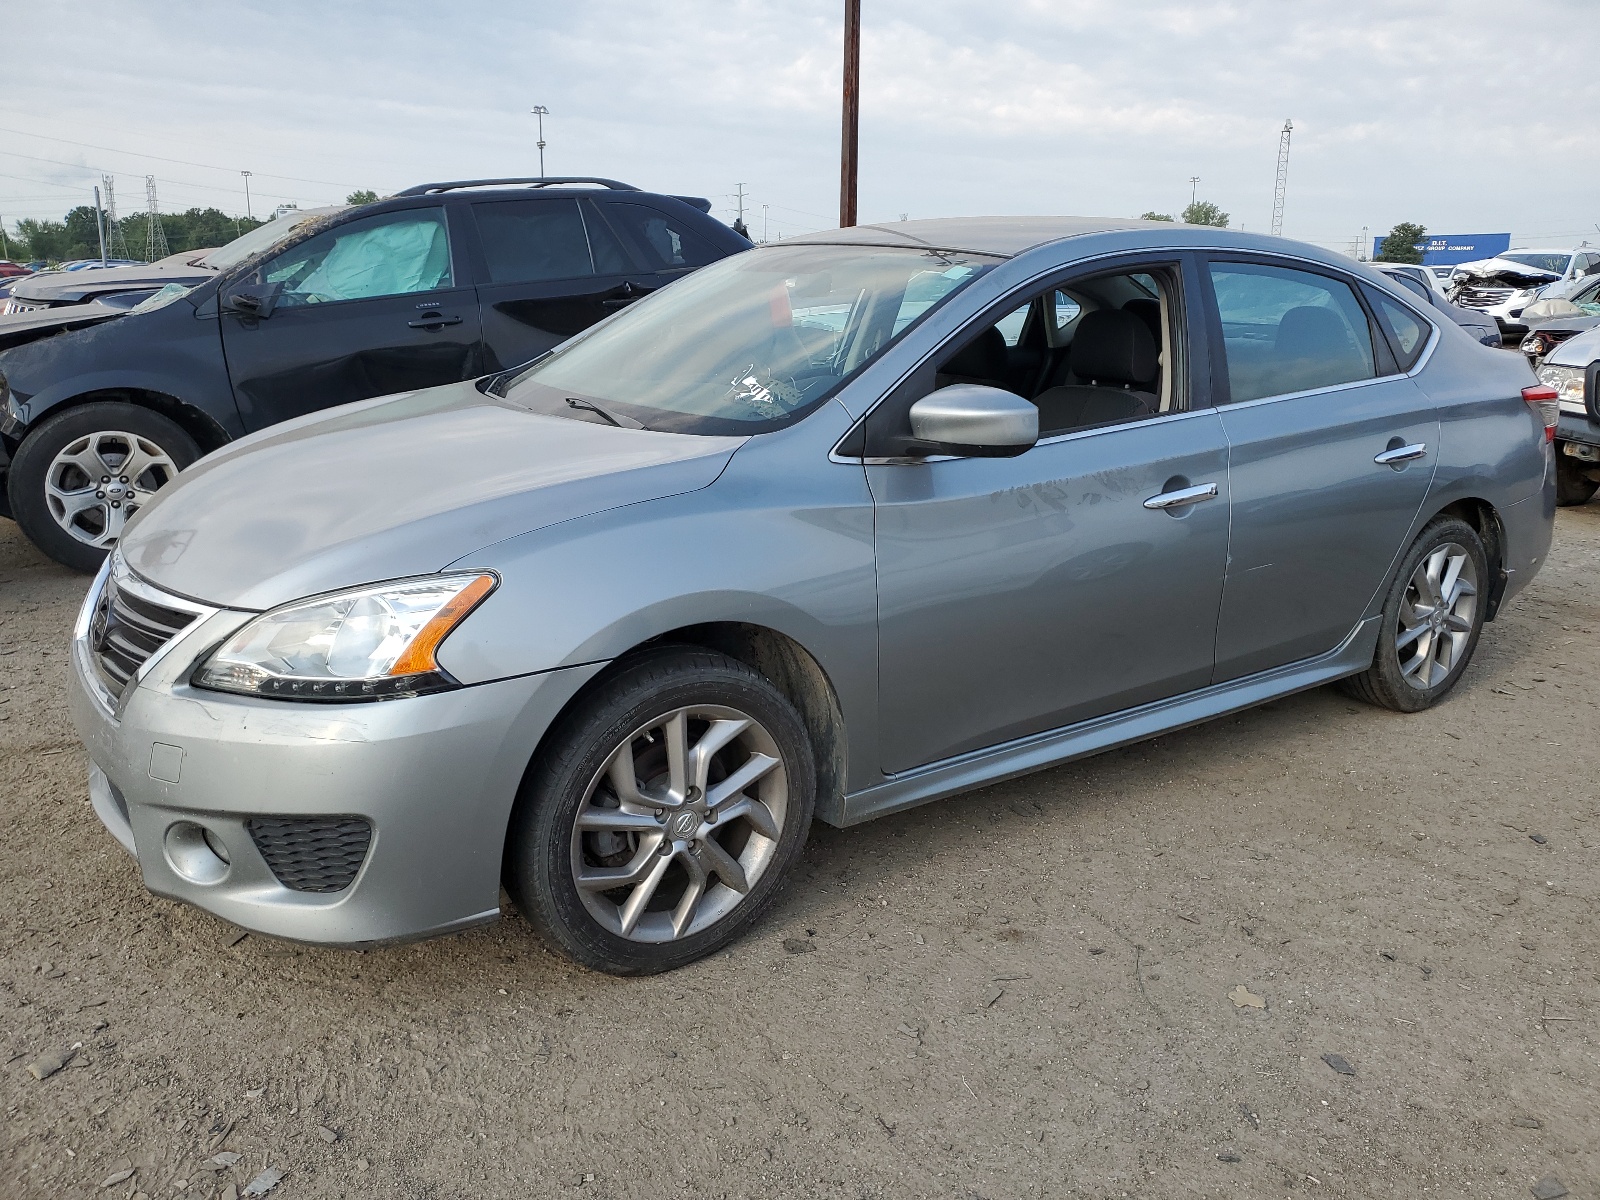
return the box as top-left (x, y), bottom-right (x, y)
top-left (783, 216), bottom-right (1167, 258)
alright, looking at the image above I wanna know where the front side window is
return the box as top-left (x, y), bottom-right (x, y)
top-left (263, 208), bottom-right (452, 307)
top-left (1209, 262), bottom-right (1375, 403)
top-left (502, 244), bottom-right (996, 434)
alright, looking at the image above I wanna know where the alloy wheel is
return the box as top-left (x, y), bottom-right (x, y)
top-left (1396, 541), bottom-right (1478, 689)
top-left (569, 704), bottom-right (789, 943)
top-left (44, 431), bottom-right (178, 547)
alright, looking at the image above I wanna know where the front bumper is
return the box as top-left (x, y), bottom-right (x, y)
top-left (68, 594), bottom-right (603, 945)
top-left (1557, 410), bottom-right (1600, 450)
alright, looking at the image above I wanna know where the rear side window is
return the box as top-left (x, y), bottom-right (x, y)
top-left (264, 208), bottom-right (452, 306)
top-left (603, 201), bottom-right (721, 271)
top-left (1368, 289), bottom-right (1431, 371)
top-left (1208, 262), bottom-right (1376, 403)
top-left (472, 198), bottom-right (630, 284)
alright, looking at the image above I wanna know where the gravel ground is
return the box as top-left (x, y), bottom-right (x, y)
top-left (1, 508), bottom-right (1596, 1200)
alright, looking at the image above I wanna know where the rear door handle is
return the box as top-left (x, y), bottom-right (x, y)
top-left (1374, 442), bottom-right (1428, 466)
top-left (408, 313), bottom-right (462, 329)
top-left (1143, 482), bottom-right (1219, 510)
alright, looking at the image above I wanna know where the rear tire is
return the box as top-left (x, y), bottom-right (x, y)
top-left (505, 645), bottom-right (816, 975)
top-left (1342, 517), bottom-right (1487, 713)
top-left (1556, 454), bottom-right (1598, 507)
top-left (8, 402), bottom-right (198, 572)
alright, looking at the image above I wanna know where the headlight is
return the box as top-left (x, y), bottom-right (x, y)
top-left (193, 573), bottom-right (496, 701)
top-left (1536, 364), bottom-right (1586, 406)
top-left (1522, 332), bottom-right (1550, 355)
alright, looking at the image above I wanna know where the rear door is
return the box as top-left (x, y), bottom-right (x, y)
top-left (220, 205), bottom-right (481, 432)
top-left (467, 196), bottom-right (646, 371)
top-left (1204, 257), bottom-right (1440, 681)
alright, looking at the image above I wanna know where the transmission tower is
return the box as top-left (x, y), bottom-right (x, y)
top-left (1269, 119), bottom-right (1292, 238)
top-left (143, 175), bottom-right (169, 262)
top-left (101, 175), bottom-right (129, 260)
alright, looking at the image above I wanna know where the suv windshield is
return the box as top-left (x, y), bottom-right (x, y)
top-left (502, 243), bottom-right (996, 434)
top-left (1500, 252), bottom-right (1571, 275)
top-left (199, 207), bottom-right (349, 272)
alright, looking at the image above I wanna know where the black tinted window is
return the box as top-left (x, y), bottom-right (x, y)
top-left (473, 198), bottom-right (598, 284)
top-left (1209, 262), bottom-right (1376, 403)
top-left (1368, 289), bottom-right (1430, 372)
top-left (604, 201), bottom-right (720, 271)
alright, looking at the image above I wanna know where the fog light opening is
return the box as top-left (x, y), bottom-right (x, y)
top-left (164, 821), bottom-right (231, 885)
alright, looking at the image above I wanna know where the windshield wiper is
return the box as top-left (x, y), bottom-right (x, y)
top-left (565, 396), bottom-right (643, 429)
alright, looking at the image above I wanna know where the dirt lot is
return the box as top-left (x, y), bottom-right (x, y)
top-left (1, 508), bottom-right (1596, 1200)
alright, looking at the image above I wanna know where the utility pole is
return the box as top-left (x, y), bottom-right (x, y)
top-left (0, 216), bottom-right (8, 260)
top-left (1270, 119), bottom-right (1292, 238)
top-left (144, 176), bottom-right (169, 262)
top-left (732, 182), bottom-right (749, 239)
top-left (761, 203), bottom-right (769, 244)
top-left (241, 170), bottom-right (253, 220)
top-left (1189, 176), bottom-right (1200, 209)
top-left (102, 175), bottom-right (128, 259)
top-left (839, 0), bottom-right (860, 228)
top-left (94, 185), bottom-right (108, 265)
top-left (531, 106), bottom-right (549, 177)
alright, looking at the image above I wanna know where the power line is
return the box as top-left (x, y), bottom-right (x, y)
top-left (0, 123), bottom-right (357, 188)
top-left (0, 149), bottom-right (310, 204)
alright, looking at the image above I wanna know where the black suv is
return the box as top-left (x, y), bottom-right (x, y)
top-left (0, 178), bottom-right (750, 570)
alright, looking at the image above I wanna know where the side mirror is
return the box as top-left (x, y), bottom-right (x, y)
top-left (223, 280), bottom-right (282, 319)
top-left (905, 384), bottom-right (1038, 458)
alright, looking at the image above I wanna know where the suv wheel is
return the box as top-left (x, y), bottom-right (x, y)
top-left (7, 402), bottom-right (198, 572)
top-left (1343, 516), bottom-right (1488, 713)
top-left (506, 646), bottom-right (815, 975)
top-left (1556, 454), bottom-right (1598, 507)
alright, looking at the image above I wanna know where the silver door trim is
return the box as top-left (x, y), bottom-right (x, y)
top-left (1374, 443), bottom-right (1429, 466)
top-left (1143, 482), bottom-right (1219, 509)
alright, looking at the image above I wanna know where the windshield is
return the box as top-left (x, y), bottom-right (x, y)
top-left (502, 244), bottom-right (997, 434)
top-left (1500, 252), bottom-right (1570, 274)
top-left (199, 208), bottom-right (348, 272)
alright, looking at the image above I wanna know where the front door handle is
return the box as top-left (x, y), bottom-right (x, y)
top-left (408, 313), bottom-right (463, 329)
top-left (1143, 482), bottom-right (1219, 510)
top-left (601, 297), bottom-right (639, 309)
top-left (1374, 442), bottom-right (1428, 466)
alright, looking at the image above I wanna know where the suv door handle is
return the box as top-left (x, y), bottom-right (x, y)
top-left (601, 297), bottom-right (639, 309)
top-left (408, 313), bottom-right (462, 329)
top-left (1143, 482), bottom-right (1219, 510)
top-left (1374, 442), bottom-right (1428, 466)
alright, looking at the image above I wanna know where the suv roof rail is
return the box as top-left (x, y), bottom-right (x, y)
top-left (393, 177), bottom-right (641, 197)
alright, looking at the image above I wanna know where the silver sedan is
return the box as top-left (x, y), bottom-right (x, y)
top-left (69, 218), bottom-right (1556, 974)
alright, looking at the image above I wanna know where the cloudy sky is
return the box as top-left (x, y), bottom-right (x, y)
top-left (4, 0), bottom-right (1596, 255)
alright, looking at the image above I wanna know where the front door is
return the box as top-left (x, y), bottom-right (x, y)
top-left (871, 257), bottom-right (1231, 774)
top-left (220, 206), bottom-right (482, 432)
top-left (1204, 257), bottom-right (1440, 681)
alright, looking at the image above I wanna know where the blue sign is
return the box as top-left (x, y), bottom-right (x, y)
top-left (1372, 233), bottom-right (1510, 265)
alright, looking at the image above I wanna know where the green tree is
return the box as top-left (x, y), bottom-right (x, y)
top-left (1375, 222), bottom-right (1427, 264)
top-left (345, 189), bottom-right (379, 206)
top-left (1140, 211), bottom-right (1175, 222)
top-left (1181, 200), bottom-right (1229, 228)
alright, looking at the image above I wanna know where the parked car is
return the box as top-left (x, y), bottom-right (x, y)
top-left (1518, 273), bottom-right (1600, 366)
top-left (0, 177), bottom-right (750, 568)
top-left (0, 260), bottom-right (30, 279)
top-left (1448, 247), bottom-right (1600, 340)
top-left (1534, 323), bottom-right (1600, 505)
top-left (1377, 264), bottom-right (1501, 346)
top-left (65, 217), bottom-right (1555, 974)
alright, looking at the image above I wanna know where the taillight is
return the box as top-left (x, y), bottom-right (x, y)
top-left (1522, 384), bottom-right (1559, 442)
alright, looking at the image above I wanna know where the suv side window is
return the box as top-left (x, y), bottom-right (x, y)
top-left (471, 197), bottom-right (630, 284)
top-left (602, 201), bottom-right (721, 271)
top-left (265, 208), bottom-right (452, 307)
top-left (1208, 261), bottom-right (1375, 403)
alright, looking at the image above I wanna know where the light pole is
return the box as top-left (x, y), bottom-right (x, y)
top-left (241, 171), bottom-right (253, 220)
top-left (530, 106), bottom-right (549, 177)
top-left (761, 203), bottom-right (769, 244)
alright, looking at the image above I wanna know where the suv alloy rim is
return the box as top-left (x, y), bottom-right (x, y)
top-left (1396, 542), bottom-right (1478, 689)
top-left (45, 431), bottom-right (179, 547)
top-left (569, 704), bottom-right (789, 943)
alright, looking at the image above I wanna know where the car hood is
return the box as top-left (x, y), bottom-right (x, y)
top-left (1544, 324), bottom-right (1600, 368)
top-left (116, 380), bottom-right (746, 610)
top-left (0, 302), bottom-right (123, 351)
top-left (12, 260), bottom-right (213, 303)
top-left (1450, 258), bottom-right (1563, 290)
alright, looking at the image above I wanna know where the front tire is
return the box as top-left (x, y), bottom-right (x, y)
top-left (1342, 516), bottom-right (1488, 713)
top-left (506, 646), bottom-right (816, 975)
top-left (8, 402), bottom-right (199, 572)
top-left (1556, 454), bottom-right (1598, 507)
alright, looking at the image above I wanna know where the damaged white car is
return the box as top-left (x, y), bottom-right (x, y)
top-left (1449, 247), bottom-right (1600, 340)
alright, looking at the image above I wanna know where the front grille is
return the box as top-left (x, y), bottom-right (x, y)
top-left (1454, 286), bottom-right (1513, 310)
top-left (2, 298), bottom-right (44, 314)
top-left (90, 574), bottom-right (198, 700)
top-left (247, 817), bottom-right (372, 892)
